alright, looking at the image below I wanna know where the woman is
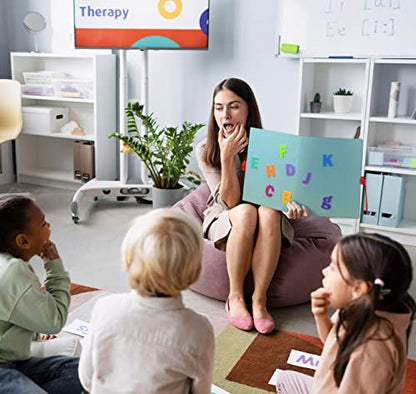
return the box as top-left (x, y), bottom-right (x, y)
top-left (196, 78), bottom-right (308, 334)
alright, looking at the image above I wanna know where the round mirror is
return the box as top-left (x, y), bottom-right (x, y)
top-left (23, 12), bottom-right (46, 33)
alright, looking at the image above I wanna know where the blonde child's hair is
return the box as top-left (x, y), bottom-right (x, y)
top-left (122, 208), bottom-right (203, 297)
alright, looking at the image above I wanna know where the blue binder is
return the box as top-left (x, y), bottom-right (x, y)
top-left (378, 175), bottom-right (405, 227)
top-left (361, 173), bottom-right (384, 225)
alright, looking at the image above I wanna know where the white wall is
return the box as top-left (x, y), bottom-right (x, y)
top-left (6, 0), bottom-right (300, 180)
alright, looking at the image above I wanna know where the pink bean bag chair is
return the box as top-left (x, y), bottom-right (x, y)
top-left (174, 184), bottom-right (342, 308)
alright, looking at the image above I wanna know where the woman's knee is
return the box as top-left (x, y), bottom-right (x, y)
top-left (258, 206), bottom-right (281, 230)
top-left (230, 204), bottom-right (258, 231)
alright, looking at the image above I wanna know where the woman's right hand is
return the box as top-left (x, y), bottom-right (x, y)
top-left (311, 287), bottom-right (331, 318)
top-left (218, 124), bottom-right (248, 160)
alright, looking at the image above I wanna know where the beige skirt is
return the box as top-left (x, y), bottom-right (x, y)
top-left (202, 203), bottom-right (294, 251)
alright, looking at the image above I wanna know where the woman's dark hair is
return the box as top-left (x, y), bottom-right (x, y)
top-left (202, 78), bottom-right (262, 170)
top-left (0, 195), bottom-right (33, 252)
top-left (333, 232), bottom-right (416, 387)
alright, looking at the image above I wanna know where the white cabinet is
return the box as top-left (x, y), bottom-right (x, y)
top-left (296, 58), bottom-right (416, 246)
top-left (361, 59), bottom-right (416, 246)
top-left (11, 52), bottom-right (117, 190)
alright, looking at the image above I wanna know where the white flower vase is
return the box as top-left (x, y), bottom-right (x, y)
top-left (333, 95), bottom-right (353, 113)
top-left (152, 186), bottom-right (185, 209)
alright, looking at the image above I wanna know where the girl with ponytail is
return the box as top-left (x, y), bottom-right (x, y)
top-left (275, 233), bottom-right (415, 394)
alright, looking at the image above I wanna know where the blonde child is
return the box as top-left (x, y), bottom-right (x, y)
top-left (79, 208), bottom-right (215, 394)
top-left (0, 195), bottom-right (82, 393)
top-left (275, 232), bottom-right (415, 394)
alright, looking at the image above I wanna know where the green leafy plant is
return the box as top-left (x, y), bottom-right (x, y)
top-left (109, 102), bottom-right (204, 189)
top-left (333, 88), bottom-right (353, 96)
top-left (313, 92), bottom-right (321, 102)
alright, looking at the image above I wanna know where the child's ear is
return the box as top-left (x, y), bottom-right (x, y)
top-left (352, 280), bottom-right (369, 299)
top-left (15, 233), bottom-right (31, 250)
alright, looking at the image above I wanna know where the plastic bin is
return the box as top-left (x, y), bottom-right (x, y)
top-left (52, 79), bottom-right (93, 99)
top-left (23, 71), bottom-right (68, 85)
top-left (22, 84), bottom-right (54, 97)
top-left (367, 146), bottom-right (416, 169)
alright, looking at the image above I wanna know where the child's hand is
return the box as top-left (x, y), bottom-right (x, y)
top-left (39, 240), bottom-right (60, 263)
top-left (311, 287), bottom-right (331, 317)
top-left (40, 334), bottom-right (57, 341)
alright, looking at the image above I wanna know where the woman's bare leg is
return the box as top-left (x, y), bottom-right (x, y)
top-left (251, 207), bottom-right (282, 320)
top-left (227, 204), bottom-right (257, 318)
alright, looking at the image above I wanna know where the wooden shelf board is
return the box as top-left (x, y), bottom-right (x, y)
top-left (20, 168), bottom-right (78, 183)
top-left (22, 95), bottom-right (94, 104)
top-left (365, 166), bottom-right (416, 176)
top-left (300, 112), bottom-right (362, 120)
top-left (21, 130), bottom-right (94, 141)
top-left (369, 116), bottom-right (416, 125)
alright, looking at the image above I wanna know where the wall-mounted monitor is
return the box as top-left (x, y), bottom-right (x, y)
top-left (73, 0), bottom-right (209, 49)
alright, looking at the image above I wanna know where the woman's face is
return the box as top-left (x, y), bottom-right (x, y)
top-left (213, 89), bottom-right (248, 138)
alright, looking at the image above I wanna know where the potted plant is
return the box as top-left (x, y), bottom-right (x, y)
top-left (310, 92), bottom-right (322, 113)
top-left (333, 88), bottom-right (354, 113)
top-left (109, 102), bottom-right (204, 208)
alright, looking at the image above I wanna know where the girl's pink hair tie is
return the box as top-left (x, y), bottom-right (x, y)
top-left (374, 278), bottom-right (385, 287)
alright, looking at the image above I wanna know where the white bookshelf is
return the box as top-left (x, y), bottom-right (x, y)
top-left (11, 52), bottom-right (117, 190)
top-left (296, 57), bottom-right (416, 246)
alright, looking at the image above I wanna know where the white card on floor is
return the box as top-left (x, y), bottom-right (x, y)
top-left (62, 318), bottom-right (90, 337)
top-left (211, 384), bottom-right (230, 394)
top-left (287, 350), bottom-right (321, 370)
top-left (268, 368), bottom-right (284, 385)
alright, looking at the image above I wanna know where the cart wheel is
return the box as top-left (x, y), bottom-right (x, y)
top-left (135, 196), bottom-right (152, 205)
top-left (116, 196), bottom-right (128, 201)
top-left (72, 215), bottom-right (79, 224)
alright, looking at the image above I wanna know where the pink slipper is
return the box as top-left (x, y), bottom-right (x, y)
top-left (225, 298), bottom-right (253, 331)
top-left (253, 316), bottom-right (275, 335)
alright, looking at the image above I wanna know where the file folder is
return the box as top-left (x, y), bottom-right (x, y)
top-left (361, 173), bottom-right (384, 225)
top-left (378, 175), bottom-right (405, 227)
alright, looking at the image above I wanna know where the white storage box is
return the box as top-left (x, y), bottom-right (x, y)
top-left (52, 79), bottom-right (93, 99)
top-left (22, 106), bottom-right (69, 133)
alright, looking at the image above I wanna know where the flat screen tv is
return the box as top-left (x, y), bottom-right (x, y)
top-left (73, 0), bottom-right (209, 49)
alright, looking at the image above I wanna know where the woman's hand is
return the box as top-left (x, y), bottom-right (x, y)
top-left (39, 240), bottom-right (60, 263)
top-left (284, 201), bottom-right (310, 219)
top-left (311, 287), bottom-right (331, 318)
top-left (218, 124), bottom-right (248, 161)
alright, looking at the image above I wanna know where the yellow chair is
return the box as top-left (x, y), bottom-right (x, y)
top-left (0, 79), bottom-right (23, 144)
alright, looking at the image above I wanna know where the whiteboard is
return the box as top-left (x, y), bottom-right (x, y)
top-left (278, 0), bottom-right (416, 57)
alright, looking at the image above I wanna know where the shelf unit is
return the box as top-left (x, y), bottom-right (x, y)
top-left (296, 58), bottom-right (371, 235)
top-left (11, 52), bottom-right (117, 190)
top-left (296, 57), bottom-right (416, 246)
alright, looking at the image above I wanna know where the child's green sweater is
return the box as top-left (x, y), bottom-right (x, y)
top-left (0, 252), bottom-right (70, 363)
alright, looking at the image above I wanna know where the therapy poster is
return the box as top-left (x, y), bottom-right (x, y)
top-left (242, 128), bottom-right (363, 218)
top-left (73, 0), bottom-right (209, 49)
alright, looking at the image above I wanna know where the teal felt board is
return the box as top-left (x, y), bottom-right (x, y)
top-left (242, 128), bottom-right (363, 218)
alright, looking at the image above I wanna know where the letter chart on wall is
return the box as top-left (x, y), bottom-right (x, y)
top-left (73, 0), bottom-right (209, 49)
top-left (242, 128), bottom-right (363, 218)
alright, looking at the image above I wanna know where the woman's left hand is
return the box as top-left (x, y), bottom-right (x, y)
top-left (285, 201), bottom-right (310, 219)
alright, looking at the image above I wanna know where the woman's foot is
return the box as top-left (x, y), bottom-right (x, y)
top-left (225, 296), bottom-right (253, 331)
top-left (252, 300), bottom-right (275, 334)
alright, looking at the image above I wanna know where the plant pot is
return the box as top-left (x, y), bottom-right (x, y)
top-left (333, 95), bottom-right (353, 113)
top-left (310, 102), bottom-right (322, 113)
top-left (152, 185), bottom-right (185, 209)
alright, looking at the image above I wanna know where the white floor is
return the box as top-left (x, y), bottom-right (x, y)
top-left (0, 182), bottom-right (415, 359)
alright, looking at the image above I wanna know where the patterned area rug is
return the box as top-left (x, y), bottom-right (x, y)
top-left (214, 324), bottom-right (416, 394)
